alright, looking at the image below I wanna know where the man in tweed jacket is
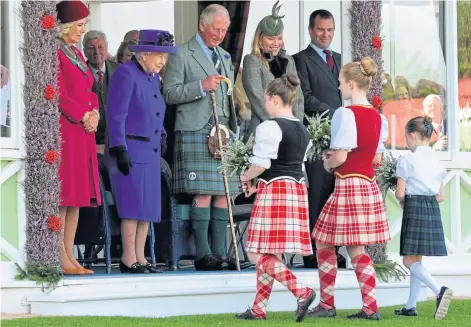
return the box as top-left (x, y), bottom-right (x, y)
top-left (163, 4), bottom-right (239, 271)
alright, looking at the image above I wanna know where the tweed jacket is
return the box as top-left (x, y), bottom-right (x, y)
top-left (242, 50), bottom-right (304, 136)
top-left (162, 36), bottom-right (237, 133)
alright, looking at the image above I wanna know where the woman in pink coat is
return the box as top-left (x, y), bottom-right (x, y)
top-left (56, 0), bottom-right (101, 275)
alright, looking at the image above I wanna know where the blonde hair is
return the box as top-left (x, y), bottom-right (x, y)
top-left (58, 22), bottom-right (74, 38)
top-left (265, 73), bottom-right (300, 107)
top-left (58, 18), bottom-right (88, 39)
top-left (233, 87), bottom-right (248, 118)
top-left (251, 27), bottom-right (269, 70)
top-left (341, 56), bottom-right (377, 90)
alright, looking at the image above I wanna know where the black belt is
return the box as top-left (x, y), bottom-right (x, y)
top-left (126, 134), bottom-right (150, 142)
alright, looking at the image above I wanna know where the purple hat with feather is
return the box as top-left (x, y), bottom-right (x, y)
top-left (128, 29), bottom-right (178, 54)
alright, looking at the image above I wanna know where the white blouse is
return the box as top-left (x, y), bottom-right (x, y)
top-left (330, 106), bottom-right (389, 153)
top-left (249, 117), bottom-right (312, 170)
top-left (396, 146), bottom-right (446, 196)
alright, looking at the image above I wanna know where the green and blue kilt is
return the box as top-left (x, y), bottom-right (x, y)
top-left (400, 195), bottom-right (447, 256)
top-left (172, 117), bottom-right (240, 196)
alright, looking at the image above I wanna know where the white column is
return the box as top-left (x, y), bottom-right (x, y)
top-left (87, 1), bottom-right (103, 32)
top-left (174, 0), bottom-right (198, 45)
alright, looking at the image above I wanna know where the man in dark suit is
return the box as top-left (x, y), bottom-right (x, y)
top-left (83, 30), bottom-right (119, 151)
top-left (293, 10), bottom-right (343, 269)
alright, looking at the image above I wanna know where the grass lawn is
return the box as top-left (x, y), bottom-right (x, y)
top-left (2, 299), bottom-right (470, 327)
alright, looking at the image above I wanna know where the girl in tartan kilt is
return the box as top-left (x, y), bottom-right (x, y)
top-left (235, 73), bottom-right (315, 322)
top-left (394, 115), bottom-right (452, 320)
top-left (309, 57), bottom-right (390, 321)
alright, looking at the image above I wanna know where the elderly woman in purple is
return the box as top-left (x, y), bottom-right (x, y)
top-left (105, 30), bottom-right (177, 274)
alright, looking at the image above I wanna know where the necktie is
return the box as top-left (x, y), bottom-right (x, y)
top-left (209, 47), bottom-right (222, 74)
top-left (97, 71), bottom-right (104, 86)
top-left (323, 49), bottom-right (335, 70)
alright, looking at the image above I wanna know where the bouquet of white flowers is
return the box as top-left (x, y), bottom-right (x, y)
top-left (305, 110), bottom-right (331, 162)
top-left (375, 151), bottom-right (398, 200)
top-left (217, 133), bottom-right (255, 178)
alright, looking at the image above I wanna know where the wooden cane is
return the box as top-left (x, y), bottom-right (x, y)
top-left (209, 90), bottom-right (241, 271)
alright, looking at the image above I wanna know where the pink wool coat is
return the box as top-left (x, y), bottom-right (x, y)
top-left (58, 47), bottom-right (101, 207)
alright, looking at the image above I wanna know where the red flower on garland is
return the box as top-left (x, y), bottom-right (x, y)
top-left (45, 150), bottom-right (59, 164)
top-left (372, 96), bottom-right (383, 109)
top-left (372, 35), bottom-right (382, 50)
top-left (41, 15), bottom-right (55, 30)
top-left (47, 216), bottom-right (63, 232)
top-left (44, 85), bottom-right (56, 100)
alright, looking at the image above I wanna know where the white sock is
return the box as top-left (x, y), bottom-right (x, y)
top-left (405, 273), bottom-right (422, 309)
top-left (410, 262), bottom-right (441, 295)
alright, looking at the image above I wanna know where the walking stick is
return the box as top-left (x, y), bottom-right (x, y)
top-left (209, 89), bottom-right (241, 271)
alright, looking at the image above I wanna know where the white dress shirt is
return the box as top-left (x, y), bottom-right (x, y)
top-left (89, 63), bottom-right (106, 83)
top-left (330, 106), bottom-right (389, 152)
top-left (249, 117), bottom-right (312, 170)
top-left (396, 146), bottom-right (446, 196)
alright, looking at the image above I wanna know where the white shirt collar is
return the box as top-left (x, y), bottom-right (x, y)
top-left (89, 62), bottom-right (106, 78)
top-left (413, 145), bottom-right (432, 153)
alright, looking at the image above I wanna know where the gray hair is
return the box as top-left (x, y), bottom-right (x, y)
top-left (200, 4), bottom-right (230, 26)
top-left (423, 94), bottom-right (442, 107)
top-left (134, 52), bottom-right (146, 61)
top-left (82, 30), bottom-right (108, 51)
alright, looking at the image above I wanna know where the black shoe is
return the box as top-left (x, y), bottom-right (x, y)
top-left (394, 307), bottom-right (418, 316)
top-left (194, 253), bottom-right (223, 271)
top-left (302, 255), bottom-right (318, 268)
top-left (119, 261), bottom-right (148, 274)
top-left (295, 289), bottom-right (316, 322)
top-left (306, 304), bottom-right (337, 318)
top-left (235, 309), bottom-right (265, 320)
top-left (434, 286), bottom-right (453, 320)
top-left (142, 262), bottom-right (163, 273)
top-left (347, 310), bottom-right (380, 320)
top-left (220, 256), bottom-right (253, 270)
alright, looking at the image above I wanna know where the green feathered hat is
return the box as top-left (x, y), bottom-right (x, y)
top-left (257, 1), bottom-right (285, 37)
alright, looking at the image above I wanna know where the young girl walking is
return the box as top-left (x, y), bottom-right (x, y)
top-left (236, 73), bottom-right (315, 322)
top-left (394, 115), bottom-right (452, 319)
top-left (308, 57), bottom-right (390, 321)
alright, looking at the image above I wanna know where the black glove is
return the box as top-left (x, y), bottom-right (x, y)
top-left (161, 134), bottom-right (167, 155)
top-left (109, 146), bottom-right (132, 176)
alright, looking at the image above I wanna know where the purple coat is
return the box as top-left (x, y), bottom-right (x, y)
top-left (105, 59), bottom-right (164, 222)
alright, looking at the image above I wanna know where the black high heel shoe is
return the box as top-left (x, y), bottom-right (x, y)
top-left (142, 262), bottom-right (163, 273)
top-left (119, 261), bottom-right (148, 274)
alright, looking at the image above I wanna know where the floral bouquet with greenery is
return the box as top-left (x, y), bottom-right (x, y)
top-left (217, 133), bottom-right (255, 178)
top-left (305, 110), bottom-right (331, 162)
top-left (375, 151), bottom-right (398, 199)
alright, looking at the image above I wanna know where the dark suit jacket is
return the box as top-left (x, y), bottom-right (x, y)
top-left (293, 45), bottom-right (342, 118)
top-left (89, 60), bottom-right (119, 144)
top-left (293, 45), bottom-right (342, 231)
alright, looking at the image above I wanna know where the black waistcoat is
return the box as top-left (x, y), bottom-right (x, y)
top-left (259, 118), bottom-right (309, 183)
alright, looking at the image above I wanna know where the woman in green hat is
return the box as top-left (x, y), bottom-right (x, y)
top-left (242, 1), bottom-right (304, 138)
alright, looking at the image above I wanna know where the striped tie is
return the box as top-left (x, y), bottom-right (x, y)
top-left (209, 47), bottom-right (222, 74)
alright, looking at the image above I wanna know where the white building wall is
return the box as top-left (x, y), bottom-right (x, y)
top-left (89, 0), bottom-right (175, 56)
top-left (301, 1), bottom-right (342, 52)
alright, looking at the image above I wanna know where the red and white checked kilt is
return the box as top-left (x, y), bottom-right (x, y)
top-left (312, 177), bottom-right (391, 246)
top-left (246, 179), bottom-right (313, 256)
